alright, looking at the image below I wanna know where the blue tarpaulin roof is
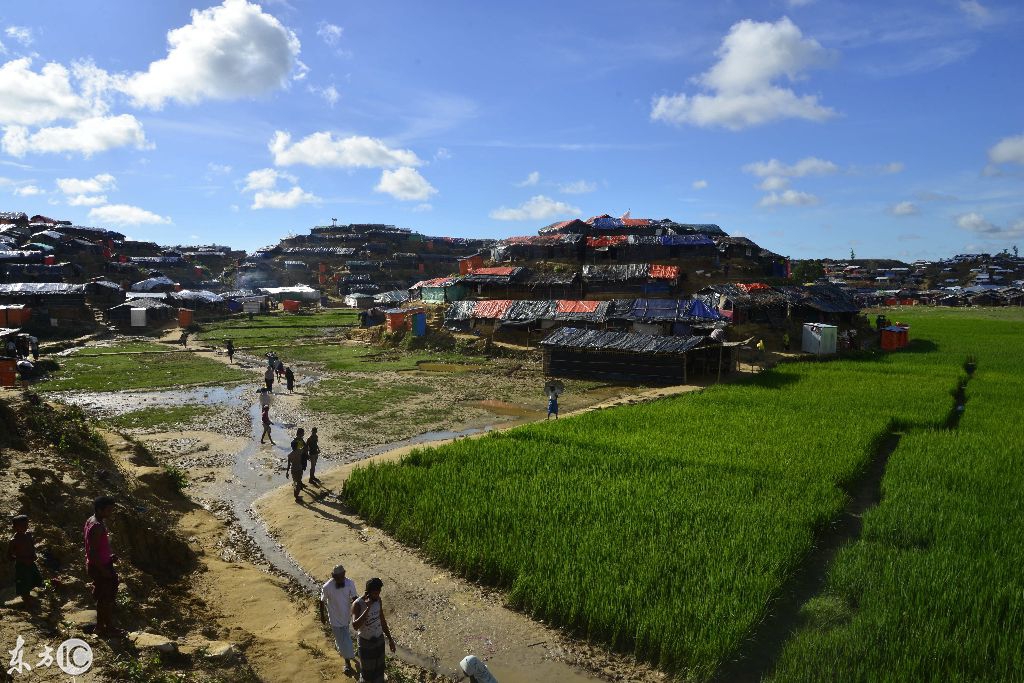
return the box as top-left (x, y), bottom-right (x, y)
top-left (624, 298), bottom-right (723, 322)
top-left (540, 327), bottom-right (710, 354)
top-left (658, 234), bottom-right (715, 247)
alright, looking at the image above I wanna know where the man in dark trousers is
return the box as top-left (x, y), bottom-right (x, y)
top-left (352, 577), bottom-right (396, 683)
top-left (286, 428), bottom-right (307, 501)
top-left (307, 427), bottom-right (320, 484)
top-left (83, 496), bottom-right (119, 637)
top-left (225, 339), bottom-right (234, 363)
top-left (285, 366), bottom-right (295, 392)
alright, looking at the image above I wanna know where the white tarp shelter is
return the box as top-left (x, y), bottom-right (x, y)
top-left (258, 285), bottom-right (320, 302)
top-left (130, 308), bottom-right (147, 327)
top-left (802, 323), bottom-right (837, 355)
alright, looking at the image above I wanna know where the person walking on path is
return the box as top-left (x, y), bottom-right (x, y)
top-left (29, 336), bottom-right (38, 361)
top-left (84, 496), bottom-right (119, 637)
top-left (352, 577), bottom-right (396, 683)
top-left (264, 366), bottom-right (274, 392)
top-left (285, 366), bottom-right (295, 392)
top-left (307, 427), bottom-right (320, 484)
top-left (286, 428), bottom-right (307, 501)
top-left (225, 339), bottom-right (234, 364)
top-left (8, 514), bottom-right (43, 607)
top-left (320, 565), bottom-right (360, 676)
top-left (259, 387), bottom-right (272, 409)
top-left (276, 358), bottom-right (286, 381)
top-left (260, 404), bottom-right (275, 445)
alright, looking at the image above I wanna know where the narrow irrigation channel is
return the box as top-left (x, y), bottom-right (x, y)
top-left (715, 365), bottom-right (975, 682)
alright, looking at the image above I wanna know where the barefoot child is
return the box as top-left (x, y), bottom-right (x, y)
top-left (8, 515), bottom-right (43, 606)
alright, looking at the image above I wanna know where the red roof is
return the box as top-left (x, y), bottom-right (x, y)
top-left (649, 264), bottom-right (680, 280)
top-left (586, 235), bottom-right (629, 248)
top-left (621, 218), bottom-right (651, 226)
top-left (468, 266), bottom-right (517, 276)
top-left (737, 282), bottom-right (771, 292)
top-left (556, 300), bottom-right (600, 314)
top-left (412, 276), bottom-right (458, 289)
top-left (472, 300), bottom-right (513, 319)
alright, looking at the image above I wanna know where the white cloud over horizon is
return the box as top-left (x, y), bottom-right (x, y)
top-left (490, 195), bottom-right (581, 221)
top-left (270, 130), bottom-right (422, 168)
top-left (956, 212), bottom-right (1024, 238)
top-left (2, 115), bottom-right (149, 157)
top-left (516, 171), bottom-right (540, 187)
top-left (13, 184), bottom-right (42, 196)
top-left (743, 156), bottom-right (839, 178)
top-left (56, 173), bottom-right (117, 196)
top-left (759, 189), bottom-right (819, 207)
top-left (987, 133), bottom-right (1024, 166)
top-left (559, 179), bottom-right (596, 194)
top-left (252, 186), bottom-right (319, 209)
top-left (692, 179), bottom-right (708, 190)
top-left (651, 17), bottom-right (835, 130)
top-left (375, 167), bottom-right (437, 201)
top-left (890, 201), bottom-right (918, 216)
top-left (89, 203), bottom-right (171, 225)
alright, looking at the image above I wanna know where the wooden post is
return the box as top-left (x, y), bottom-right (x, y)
top-left (683, 351), bottom-right (688, 384)
top-left (717, 343), bottom-right (723, 383)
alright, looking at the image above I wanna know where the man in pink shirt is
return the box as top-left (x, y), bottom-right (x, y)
top-left (84, 496), bottom-right (119, 637)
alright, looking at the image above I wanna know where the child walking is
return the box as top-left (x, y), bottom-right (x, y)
top-left (8, 514), bottom-right (43, 606)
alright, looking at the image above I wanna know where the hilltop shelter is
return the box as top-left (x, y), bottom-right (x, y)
top-left (540, 327), bottom-right (728, 385)
top-left (106, 297), bottom-right (174, 329)
top-left (258, 285), bottom-right (320, 302)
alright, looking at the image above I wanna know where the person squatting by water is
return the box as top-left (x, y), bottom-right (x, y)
top-left (320, 564), bottom-right (360, 676)
top-left (287, 428), bottom-right (307, 501)
top-left (84, 496), bottom-right (119, 637)
top-left (352, 577), bottom-right (396, 683)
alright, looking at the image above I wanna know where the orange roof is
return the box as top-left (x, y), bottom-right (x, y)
top-left (555, 300), bottom-right (600, 314)
top-left (649, 264), bottom-right (680, 280)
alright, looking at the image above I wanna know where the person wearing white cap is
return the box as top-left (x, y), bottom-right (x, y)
top-left (319, 564), bottom-right (359, 675)
top-left (460, 655), bottom-right (498, 683)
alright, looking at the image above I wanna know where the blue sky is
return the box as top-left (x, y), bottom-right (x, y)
top-left (0, 0), bottom-right (1021, 259)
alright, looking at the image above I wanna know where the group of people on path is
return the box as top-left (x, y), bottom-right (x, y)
top-left (283, 426), bottom-right (320, 499)
top-left (4, 334), bottom-right (38, 361)
top-left (320, 566), bottom-right (396, 682)
top-left (263, 351), bottom-right (296, 393)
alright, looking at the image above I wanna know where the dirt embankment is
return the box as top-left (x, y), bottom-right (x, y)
top-left (0, 391), bottom-right (408, 683)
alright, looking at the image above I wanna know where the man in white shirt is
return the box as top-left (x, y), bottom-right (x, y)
top-left (319, 564), bottom-right (359, 675)
top-left (352, 577), bottom-right (395, 683)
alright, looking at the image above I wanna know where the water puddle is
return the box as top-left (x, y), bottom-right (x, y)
top-left (53, 385), bottom-right (249, 416)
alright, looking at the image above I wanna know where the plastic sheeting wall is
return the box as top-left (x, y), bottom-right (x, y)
top-left (802, 323), bottom-right (837, 355)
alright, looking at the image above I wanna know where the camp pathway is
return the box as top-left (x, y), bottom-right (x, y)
top-left (255, 442), bottom-right (667, 683)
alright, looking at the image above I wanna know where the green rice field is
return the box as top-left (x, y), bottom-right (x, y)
top-left (343, 308), bottom-right (1024, 680)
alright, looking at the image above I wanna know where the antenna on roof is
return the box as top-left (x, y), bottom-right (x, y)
top-left (331, 218), bottom-right (338, 227)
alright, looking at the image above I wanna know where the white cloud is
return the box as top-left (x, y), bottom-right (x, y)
top-left (959, 1), bottom-right (992, 23)
top-left (243, 167), bottom-right (295, 192)
top-left (0, 58), bottom-right (94, 126)
top-left (375, 167), bottom-right (437, 201)
top-left (516, 171), bottom-right (540, 187)
top-left (4, 27), bottom-right (32, 47)
top-left (651, 17), bottom-right (834, 130)
top-left (759, 190), bottom-right (819, 207)
top-left (208, 162), bottom-right (232, 174)
top-left (309, 84), bottom-right (340, 106)
top-left (559, 179), bottom-right (596, 194)
top-left (13, 185), bottom-right (42, 196)
top-left (251, 186), bottom-right (319, 209)
top-left (123, 0), bottom-right (301, 109)
top-left (692, 179), bottom-right (708, 190)
top-left (412, 203), bottom-right (433, 212)
top-left (743, 156), bottom-right (838, 177)
top-left (882, 161), bottom-right (905, 174)
top-left (88, 203), bottom-right (171, 225)
top-left (317, 22), bottom-right (343, 46)
top-left (787, 0), bottom-right (815, 5)
top-left (269, 130), bottom-right (421, 168)
top-left (890, 201), bottom-right (918, 216)
top-left (67, 194), bottom-right (108, 206)
top-left (2, 115), bottom-right (149, 157)
top-left (956, 212), bottom-right (1024, 238)
top-left (490, 195), bottom-right (581, 221)
top-left (988, 134), bottom-right (1024, 166)
top-left (758, 176), bottom-right (790, 191)
top-left (434, 147), bottom-right (451, 161)
top-left (56, 173), bottom-right (117, 195)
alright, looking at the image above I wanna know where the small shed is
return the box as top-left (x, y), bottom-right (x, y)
top-left (880, 326), bottom-right (910, 350)
top-left (802, 323), bottom-right (838, 355)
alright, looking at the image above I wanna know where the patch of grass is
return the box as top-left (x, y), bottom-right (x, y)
top-left (40, 341), bottom-right (247, 392)
top-left (195, 309), bottom-right (358, 344)
top-left (164, 464), bottom-right (189, 492)
top-left (288, 343), bottom-right (487, 372)
top-left (306, 376), bottom-right (433, 416)
top-left (105, 405), bottom-right (217, 430)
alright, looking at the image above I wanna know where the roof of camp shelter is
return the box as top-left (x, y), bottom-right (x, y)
top-left (0, 250), bottom-right (43, 262)
top-left (170, 290), bottom-right (224, 303)
top-left (0, 282), bottom-right (86, 295)
top-left (131, 276), bottom-right (176, 292)
top-left (111, 298), bottom-right (173, 310)
top-left (411, 276), bottom-right (461, 289)
top-left (620, 298), bottom-right (723, 323)
top-left (582, 264), bottom-right (651, 282)
top-left (525, 271), bottom-right (579, 286)
top-left (540, 327), bottom-right (710, 355)
top-left (444, 301), bottom-right (476, 321)
top-left (461, 266), bottom-right (527, 284)
top-left (776, 284), bottom-right (861, 313)
top-left (374, 290), bottom-right (410, 305)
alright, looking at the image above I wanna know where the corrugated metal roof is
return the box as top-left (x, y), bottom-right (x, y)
top-left (0, 283), bottom-right (86, 295)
